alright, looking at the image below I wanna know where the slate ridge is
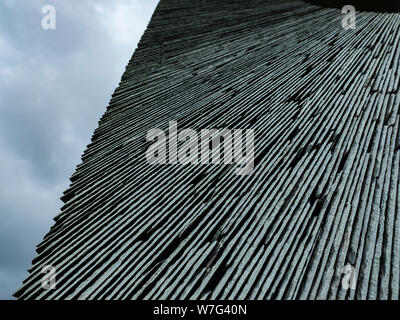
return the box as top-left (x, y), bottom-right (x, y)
top-left (15, 0), bottom-right (400, 300)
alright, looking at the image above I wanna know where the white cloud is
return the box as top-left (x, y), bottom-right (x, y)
top-left (92, 0), bottom-right (158, 47)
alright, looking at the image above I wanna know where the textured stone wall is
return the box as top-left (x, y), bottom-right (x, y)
top-left (15, 0), bottom-right (400, 300)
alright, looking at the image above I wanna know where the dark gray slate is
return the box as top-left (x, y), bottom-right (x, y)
top-left (15, 0), bottom-right (400, 300)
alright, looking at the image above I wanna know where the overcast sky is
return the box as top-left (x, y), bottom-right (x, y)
top-left (0, 0), bottom-right (159, 299)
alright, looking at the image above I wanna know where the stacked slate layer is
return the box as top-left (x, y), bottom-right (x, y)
top-left (15, 0), bottom-right (400, 300)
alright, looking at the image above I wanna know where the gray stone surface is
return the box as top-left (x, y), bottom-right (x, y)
top-left (15, 0), bottom-right (400, 299)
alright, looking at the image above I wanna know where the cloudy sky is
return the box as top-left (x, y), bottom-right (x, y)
top-left (0, 0), bottom-right (159, 299)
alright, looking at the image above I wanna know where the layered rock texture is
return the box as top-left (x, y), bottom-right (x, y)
top-left (16, 0), bottom-right (400, 299)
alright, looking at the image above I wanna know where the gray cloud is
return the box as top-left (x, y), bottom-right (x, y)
top-left (0, 0), bottom-right (158, 299)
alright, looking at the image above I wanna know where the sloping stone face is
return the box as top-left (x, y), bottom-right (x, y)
top-left (16, 0), bottom-right (400, 299)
